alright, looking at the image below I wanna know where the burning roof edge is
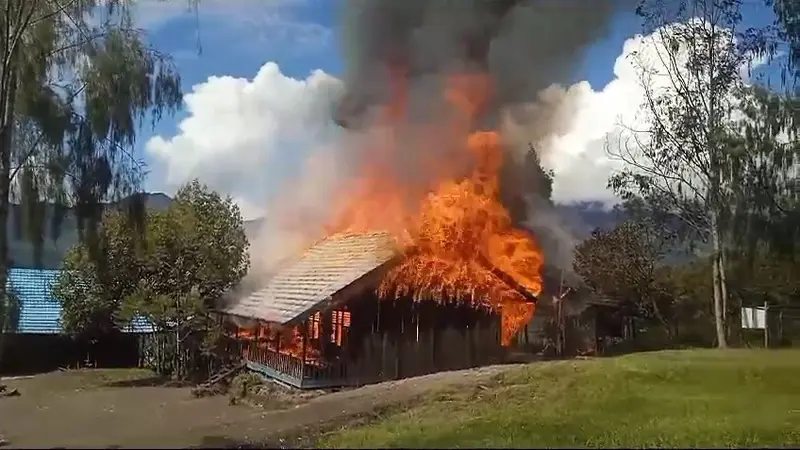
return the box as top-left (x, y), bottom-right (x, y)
top-left (219, 231), bottom-right (543, 328)
top-left (219, 231), bottom-right (400, 326)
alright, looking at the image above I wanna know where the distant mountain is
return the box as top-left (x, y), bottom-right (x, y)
top-left (552, 201), bottom-right (623, 239)
top-left (555, 201), bottom-right (707, 264)
top-left (7, 195), bottom-right (625, 271)
top-left (125, 192), bottom-right (173, 212)
top-left (7, 192), bottom-right (176, 270)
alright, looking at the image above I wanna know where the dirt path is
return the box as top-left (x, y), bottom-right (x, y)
top-left (0, 364), bottom-right (524, 448)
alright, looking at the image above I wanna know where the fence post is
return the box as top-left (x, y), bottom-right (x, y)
top-left (764, 301), bottom-right (770, 349)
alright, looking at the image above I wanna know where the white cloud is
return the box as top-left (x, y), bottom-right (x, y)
top-left (147, 19), bottom-right (773, 227)
top-left (145, 62), bottom-right (342, 219)
top-left (512, 19), bottom-right (774, 206)
top-left (145, 27), bottom-right (663, 221)
top-left (526, 33), bottom-right (656, 204)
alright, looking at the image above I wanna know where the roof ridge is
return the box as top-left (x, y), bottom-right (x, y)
top-left (223, 230), bottom-right (401, 325)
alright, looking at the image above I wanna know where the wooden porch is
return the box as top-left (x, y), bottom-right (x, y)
top-left (230, 295), bottom-right (507, 389)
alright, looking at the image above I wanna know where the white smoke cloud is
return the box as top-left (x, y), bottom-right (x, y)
top-left (146, 57), bottom-right (625, 220)
top-left (146, 20), bottom-right (772, 222)
top-left (519, 32), bottom-right (654, 205)
top-left (515, 20), bottom-right (774, 206)
top-left (145, 62), bottom-right (347, 276)
top-left (146, 62), bottom-right (342, 220)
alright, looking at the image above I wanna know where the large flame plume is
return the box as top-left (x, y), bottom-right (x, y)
top-left (325, 70), bottom-right (543, 345)
top-left (242, 0), bottom-right (628, 349)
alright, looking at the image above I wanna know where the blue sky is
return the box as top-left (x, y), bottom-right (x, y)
top-left (136, 1), bottom-right (342, 196)
top-left (135, 1), bottom-right (642, 205)
top-left (132, 1), bottom-right (785, 219)
top-left (142, 2), bottom-right (639, 131)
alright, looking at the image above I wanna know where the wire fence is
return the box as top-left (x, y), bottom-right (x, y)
top-left (727, 304), bottom-right (800, 348)
top-left (767, 305), bottom-right (800, 348)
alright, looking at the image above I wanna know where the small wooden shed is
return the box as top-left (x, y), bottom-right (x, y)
top-left (220, 231), bottom-right (534, 389)
top-left (513, 282), bottom-right (633, 357)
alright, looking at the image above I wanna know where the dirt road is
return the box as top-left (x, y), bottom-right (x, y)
top-left (0, 364), bottom-right (523, 448)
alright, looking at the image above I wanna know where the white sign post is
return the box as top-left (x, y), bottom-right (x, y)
top-left (741, 306), bottom-right (766, 330)
top-left (741, 303), bottom-right (770, 348)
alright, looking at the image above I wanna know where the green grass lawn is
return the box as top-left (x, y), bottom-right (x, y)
top-left (319, 349), bottom-right (800, 448)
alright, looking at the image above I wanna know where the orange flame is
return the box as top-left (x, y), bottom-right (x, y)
top-left (327, 71), bottom-right (544, 345)
top-left (237, 321), bottom-right (325, 365)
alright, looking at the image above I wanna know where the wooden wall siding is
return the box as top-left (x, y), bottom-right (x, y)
top-left (234, 294), bottom-right (506, 389)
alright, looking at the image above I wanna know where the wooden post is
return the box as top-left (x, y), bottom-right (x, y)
top-left (429, 302), bottom-right (436, 371)
top-left (594, 310), bottom-right (600, 357)
top-left (375, 298), bottom-right (381, 333)
top-left (320, 310), bottom-right (333, 370)
top-left (395, 301), bottom-right (404, 379)
top-left (464, 306), bottom-right (472, 367)
top-left (415, 301), bottom-right (420, 344)
top-left (523, 323), bottom-right (529, 346)
top-left (254, 323), bottom-right (261, 363)
top-left (764, 301), bottom-right (770, 349)
top-left (475, 313), bottom-right (482, 365)
top-left (556, 269), bottom-right (568, 357)
top-left (301, 319), bottom-right (308, 382)
top-left (556, 299), bottom-right (564, 356)
top-left (381, 330), bottom-right (389, 379)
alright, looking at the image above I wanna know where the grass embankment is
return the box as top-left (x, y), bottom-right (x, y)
top-left (320, 349), bottom-right (800, 448)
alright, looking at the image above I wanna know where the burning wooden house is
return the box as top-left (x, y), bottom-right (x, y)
top-left (220, 231), bottom-right (538, 389)
top-left (220, 61), bottom-right (552, 388)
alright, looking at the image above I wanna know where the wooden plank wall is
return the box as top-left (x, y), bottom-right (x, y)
top-left (231, 293), bottom-right (507, 389)
top-left (299, 295), bottom-right (505, 388)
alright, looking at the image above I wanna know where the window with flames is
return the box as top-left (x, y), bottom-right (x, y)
top-left (309, 310), bottom-right (351, 346)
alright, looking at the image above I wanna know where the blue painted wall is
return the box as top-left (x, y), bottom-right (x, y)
top-left (7, 267), bottom-right (154, 334)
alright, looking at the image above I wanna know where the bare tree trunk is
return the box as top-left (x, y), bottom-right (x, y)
top-left (719, 248), bottom-right (732, 343)
top-left (0, 52), bottom-right (18, 345)
top-left (647, 288), bottom-right (673, 343)
top-left (702, 18), bottom-right (728, 350)
top-left (175, 322), bottom-right (181, 380)
top-left (711, 213), bottom-right (728, 348)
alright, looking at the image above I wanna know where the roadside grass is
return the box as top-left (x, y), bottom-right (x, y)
top-left (319, 349), bottom-right (800, 448)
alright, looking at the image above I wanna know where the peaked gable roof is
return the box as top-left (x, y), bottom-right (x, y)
top-left (223, 231), bottom-right (399, 325)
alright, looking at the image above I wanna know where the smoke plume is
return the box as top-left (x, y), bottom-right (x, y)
top-left (337, 0), bottom-right (624, 126)
top-left (333, 0), bottom-right (629, 274)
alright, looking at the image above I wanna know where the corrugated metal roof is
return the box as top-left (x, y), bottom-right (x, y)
top-left (7, 267), bottom-right (154, 334)
top-left (224, 231), bottom-right (399, 324)
top-left (10, 268), bottom-right (62, 334)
